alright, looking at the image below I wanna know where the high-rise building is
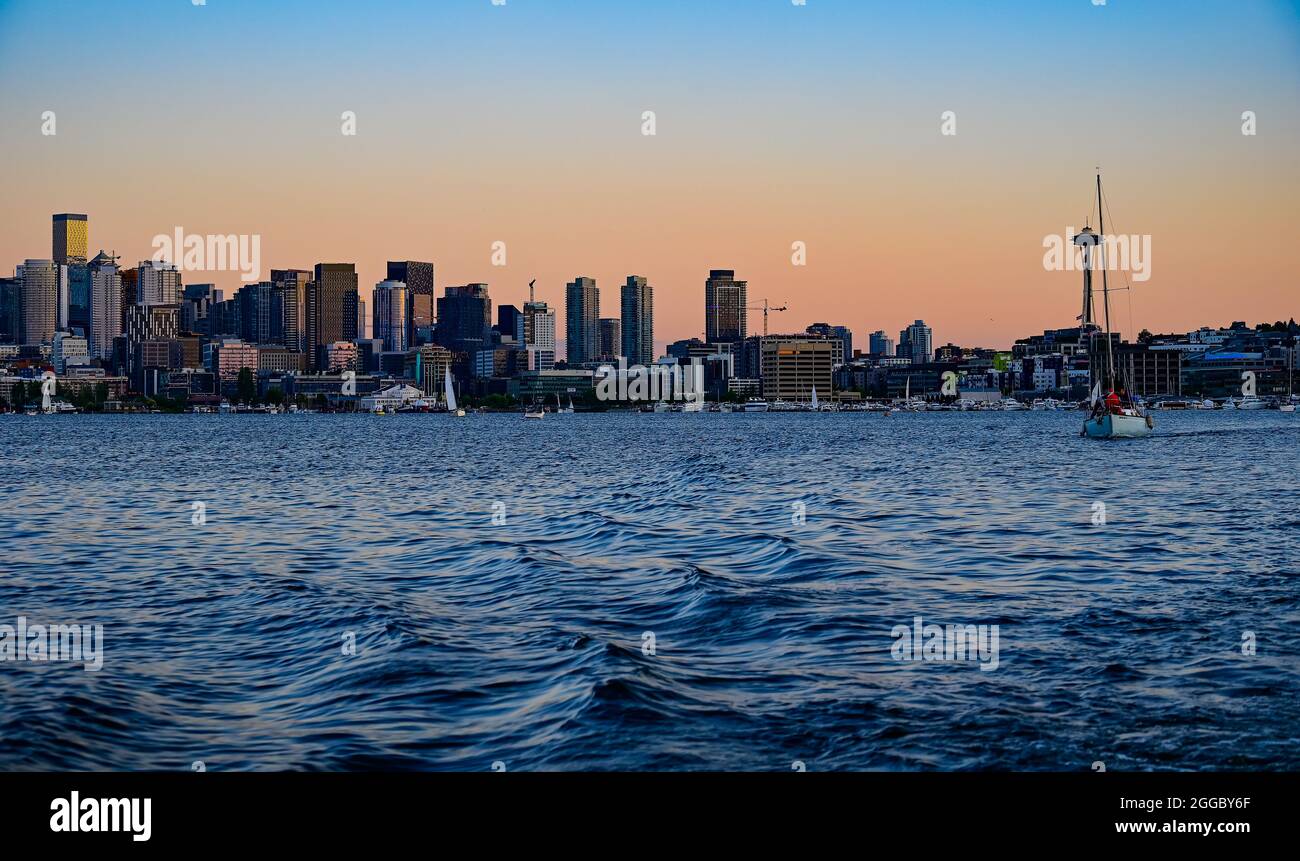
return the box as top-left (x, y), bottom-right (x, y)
top-left (271, 269), bottom-right (310, 353)
top-left (356, 299), bottom-right (366, 340)
top-left (807, 323), bottom-right (852, 365)
top-left (52, 331), bottom-right (90, 373)
top-left (0, 277), bottom-right (20, 344)
top-left (620, 275), bottom-right (654, 366)
top-left (598, 318), bottom-right (622, 362)
top-left (52, 214), bottom-right (88, 265)
top-left (565, 276), bottom-right (599, 365)
top-left (118, 268), bottom-right (138, 329)
top-left (522, 283), bottom-right (556, 371)
top-left (373, 280), bottom-right (409, 353)
top-left (137, 259), bottom-right (182, 306)
top-left (18, 259), bottom-right (58, 345)
top-left (898, 319), bottom-right (933, 364)
top-left (237, 282), bottom-right (275, 345)
top-left (434, 284), bottom-right (492, 355)
top-left (759, 337), bottom-right (835, 401)
top-left (64, 263), bottom-right (91, 334)
top-left (88, 251), bottom-right (123, 361)
top-left (307, 263), bottom-right (359, 371)
top-left (496, 304), bottom-right (523, 343)
top-left (868, 330), bottom-right (894, 357)
top-left (387, 261), bottom-right (434, 346)
top-left (705, 269), bottom-right (747, 344)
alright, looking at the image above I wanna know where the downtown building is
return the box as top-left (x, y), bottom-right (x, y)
top-left (704, 269), bottom-right (747, 344)
top-left (620, 275), bottom-right (654, 366)
top-left (88, 251), bottom-right (122, 360)
top-left (758, 335), bottom-right (836, 402)
top-left (897, 320), bottom-right (933, 364)
top-left (387, 261), bottom-right (434, 347)
top-left (372, 279), bottom-right (409, 353)
top-left (137, 259), bottom-right (182, 306)
top-left (307, 263), bottom-right (359, 371)
top-left (17, 259), bottom-right (58, 345)
top-left (565, 276), bottom-right (599, 365)
top-left (522, 286), bottom-right (556, 371)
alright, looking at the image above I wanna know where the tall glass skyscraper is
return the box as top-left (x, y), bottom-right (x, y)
top-left (307, 263), bottom-right (359, 370)
top-left (373, 280), bottom-right (409, 353)
top-left (88, 251), bottom-right (122, 360)
top-left (18, 259), bottom-right (58, 345)
top-left (386, 261), bottom-right (434, 346)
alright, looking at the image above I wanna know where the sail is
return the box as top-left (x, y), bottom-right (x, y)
top-left (811, 386), bottom-right (819, 409)
top-left (1089, 381), bottom-right (1101, 407)
top-left (444, 367), bottom-right (457, 412)
top-left (905, 376), bottom-right (910, 400)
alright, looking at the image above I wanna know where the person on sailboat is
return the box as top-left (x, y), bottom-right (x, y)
top-left (1104, 390), bottom-right (1122, 414)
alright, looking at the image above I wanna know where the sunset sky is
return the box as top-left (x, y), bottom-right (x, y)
top-left (2, 0), bottom-right (1297, 352)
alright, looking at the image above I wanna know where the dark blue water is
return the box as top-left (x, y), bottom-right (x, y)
top-left (1, 411), bottom-right (1297, 771)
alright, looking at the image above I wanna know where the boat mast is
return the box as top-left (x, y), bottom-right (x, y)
top-left (1097, 171), bottom-right (1115, 392)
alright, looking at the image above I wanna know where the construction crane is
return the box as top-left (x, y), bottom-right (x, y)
top-left (747, 299), bottom-right (788, 337)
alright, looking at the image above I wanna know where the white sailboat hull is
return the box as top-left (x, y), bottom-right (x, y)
top-left (1083, 412), bottom-right (1153, 439)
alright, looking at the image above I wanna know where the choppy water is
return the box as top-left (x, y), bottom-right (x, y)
top-left (1, 411), bottom-right (1297, 771)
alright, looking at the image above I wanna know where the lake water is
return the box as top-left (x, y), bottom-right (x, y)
top-left (1, 410), bottom-right (1296, 771)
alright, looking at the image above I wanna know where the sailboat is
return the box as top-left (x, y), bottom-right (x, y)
top-left (1081, 172), bottom-right (1154, 439)
top-left (556, 393), bottom-right (574, 414)
top-left (523, 401), bottom-right (545, 419)
top-left (810, 386), bottom-right (819, 411)
top-left (1282, 343), bottom-right (1297, 412)
top-left (445, 367), bottom-right (465, 417)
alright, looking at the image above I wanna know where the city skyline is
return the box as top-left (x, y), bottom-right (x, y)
top-left (2, 0), bottom-right (1297, 351)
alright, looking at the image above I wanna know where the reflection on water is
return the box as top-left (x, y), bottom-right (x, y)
top-left (0, 411), bottom-right (1296, 771)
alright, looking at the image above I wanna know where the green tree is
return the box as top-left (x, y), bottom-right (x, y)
top-left (237, 367), bottom-right (257, 404)
top-left (10, 381), bottom-right (25, 408)
top-left (265, 387), bottom-right (284, 407)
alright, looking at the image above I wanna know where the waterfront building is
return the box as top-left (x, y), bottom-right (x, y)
top-left (208, 338), bottom-right (260, 382)
top-left (508, 369), bottom-right (595, 402)
top-left (387, 261), bottom-right (434, 346)
top-left (52, 213), bottom-right (88, 265)
top-left (565, 276), bottom-right (600, 365)
top-left (621, 275), bottom-right (654, 366)
top-left (52, 331), bottom-right (90, 373)
top-left (372, 279), bottom-right (409, 353)
top-left (405, 344), bottom-right (454, 397)
top-left (759, 336), bottom-right (835, 401)
top-left (704, 270), bottom-right (747, 344)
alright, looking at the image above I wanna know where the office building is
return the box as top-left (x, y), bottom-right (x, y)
top-left (373, 280), bottom-right (409, 353)
top-left (705, 269), bottom-right (747, 343)
top-left (598, 318), bottom-right (622, 362)
top-left (137, 259), bottom-right (182, 306)
top-left (52, 213), bottom-right (88, 265)
top-left (18, 259), bottom-right (58, 345)
top-left (435, 283), bottom-right (492, 355)
top-left (898, 320), bottom-right (933, 364)
top-left (307, 263), bottom-right (359, 370)
top-left (88, 251), bottom-right (123, 360)
top-left (387, 261), bottom-right (434, 346)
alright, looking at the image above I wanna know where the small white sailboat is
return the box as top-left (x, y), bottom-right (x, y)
top-left (445, 367), bottom-right (465, 417)
top-left (523, 400), bottom-right (544, 419)
top-left (810, 386), bottom-right (819, 411)
top-left (1079, 172), bottom-right (1153, 439)
top-left (556, 393), bottom-right (574, 414)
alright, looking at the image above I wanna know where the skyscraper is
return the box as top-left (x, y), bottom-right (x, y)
top-left (621, 275), bottom-right (654, 366)
top-left (565, 276), bottom-right (599, 365)
top-left (18, 259), bottom-right (58, 345)
top-left (137, 259), bottom-right (182, 306)
top-left (0, 278), bottom-right (19, 344)
top-left (64, 263), bottom-right (91, 334)
top-left (869, 330), bottom-right (894, 357)
top-left (705, 269), bottom-right (747, 344)
top-left (271, 269), bottom-right (310, 353)
top-left (807, 323), bottom-right (852, 364)
top-left (434, 284), bottom-right (492, 354)
top-left (89, 251), bottom-right (122, 361)
top-left (386, 261), bottom-right (434, 346)
top-left (598, 318), bottom-right (622, 362)
top-left (373, 280), bottom-right (409, 352)
top-left (237, 282), bottom-right (275, 345)
top-left (307, 263), bottom-right (359, 370)
top-left (522, 282), bottom-right (556, 371)
top-left (899, 320), bottom-right (934, 364)
top-left (52, 214), bottom-right (88, 265)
